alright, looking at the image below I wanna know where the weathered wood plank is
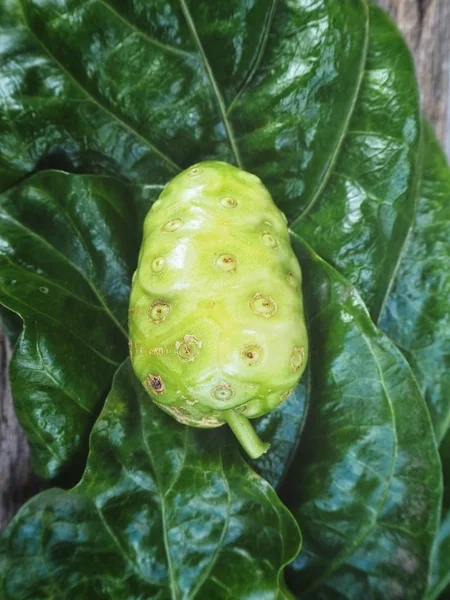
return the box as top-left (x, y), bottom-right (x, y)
top-left (0, 0), bottom-right (449, 533)
top-left (0, 329), bottom-right (39, 531)
top-left (376, 0), bottom-right (450, 158)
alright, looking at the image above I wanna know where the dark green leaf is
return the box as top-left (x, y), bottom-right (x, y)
top-left (290, 4), bottom-right (421, 319)
top-left (253, 372), bottom-right (310, 489)
top-left (0, 1), bottom-right (447, 596)
top-left (0, 0), bottom-right (371, 482)
top-left (0, 167), bottom-right (308, 485)
top-left (377, 123), bottom-right (450, 599)
top-left (229, 0), bottom-right (369, 218)
top-left (0, 360), bottom-right (301, 599)
top-left (379, 122), bottom-right (450, 443)
top-left (285, 234), bottom-right (442, 599)
top-left (0, 0), bottom-right (368, 216)
top-left (1, 0), bottom-right (268, 181)
top-left (428, 433), bottom-right (450, 599)
top-left (0, 171), bottom-right (159, 478)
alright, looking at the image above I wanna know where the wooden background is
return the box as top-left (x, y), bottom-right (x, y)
top-left (1, 0), bottom-right (449, 533)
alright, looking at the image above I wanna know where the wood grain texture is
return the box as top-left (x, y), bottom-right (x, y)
top-left (0, 328), bottom-right (39, 531)
top-left (376, 0), bottom-right (450, 158)
top-left (0, 0), bottom-right (449, 533)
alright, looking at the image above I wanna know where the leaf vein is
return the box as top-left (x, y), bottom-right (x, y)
top-left (178, 0), bottom-right (243, 168)
top-left (16, 0), bottom-right (182, 173)
top-left (289, 2), bottom-right (370, 227)
top-left (96, 0), bottom-right (195, 59)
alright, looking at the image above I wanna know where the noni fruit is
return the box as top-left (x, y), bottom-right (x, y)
top-left (129, 161), bottom-right (308, 458)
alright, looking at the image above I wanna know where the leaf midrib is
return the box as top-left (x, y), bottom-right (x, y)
top-left (139, 406), bottom-right (179, 599)
top-left (96, 0), bottom-right (195, 60)
top-left (0, 208), bottom-right (128, 341)
top-left (17, 0), bottom-right (182, 174)
top-left (302, 323), bottom-right (399, 595)
top-left (289, 231), bottom-right (400, 595)
top-left (13, 380), bottom-right (64, 465)
top-left (1, 253), bottom-right (104, 314)
top-left (92, 499), bottom-right (166, 589)
top-left (188, 449), bottom-right (231, 599)
top-left (374, 124), bottom-right (425, 325)
top-left (1, 285), bottom-right (120, 367)
top-left (34, 327), bottom-right (94, 415)
top-left (289, 0), bottom-right (370, 229)
top-left (178, 0), bottom-right (243, 169)
top-left (226, 0), bottom-right (278, 116)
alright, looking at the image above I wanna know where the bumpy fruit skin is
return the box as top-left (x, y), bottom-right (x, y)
top-left (129, 161), bottom-right (308, 458)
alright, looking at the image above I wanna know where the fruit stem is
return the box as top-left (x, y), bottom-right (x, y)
top-left (224, 411), bottom-right (270, 459)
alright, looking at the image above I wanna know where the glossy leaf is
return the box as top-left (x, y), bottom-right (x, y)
top-left (0, 167), bottom-right (309, 483)
top-left (0, 171), bottom-right (160, 478)
top-left (285, 234), bottom-right (442, 599)
top-left (0, 0), bottom-right (368, 218)
top-left (0, 359), bottom-right (301, 599)
top-left (253, 373), bottom-right (310, 489)
top-left (0, 1), bottom-right (448, 597)
top-left (428, 432), bottom-right (450, 599)
top-left (381, 123), bottom-right (450, 600)
top-left (0, 0), bottom-right (371, 483)
top-left (290, 4), bottom-right (421, 319)
top-left (379, 122), bottom-right (450, 444)
top-left (228, 0), bottom-right (369, 219)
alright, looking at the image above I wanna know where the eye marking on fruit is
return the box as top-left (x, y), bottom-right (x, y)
top-left (201, 416), bottom-right (223, 427)
top-left (262, 232), bottom-right (278, 248)
top-left (152, 256), bottom-right (166, 273)
top-left (175, 335), bottom-right (202, 362)
top-left (149, 346), bottom-right (168, 356)
top-left (234, 404), bottom-right (247, 413)
top-left (250, 293), bottom-right (278, 318)
top-left (162, 218), bottom-right (183, 232)
top-left (134, 344), bottom-right (168, 356)
top-left (129, 305), bottom-right (140, 317)
top-left (290, 347), bottom-right (305, 372)
top-left (241, 344), bottom-right (264, 366)
top-left (188, 166), bottom-right (203, 177)
top-left (212, 383), bottom-right (235, 401)
top-left (216, 253), bottom-right (237, 272)
top-left (155, 403), bottom-right (199, 426)
top-left (145, 374), bottom-right (164, 395)
top-left (220, 197), bottom-right (237, 208)
top-left (287, 272), bottom-right (297, 288)
top-left (279, 388), bottom-right (294, 404)
top-left (149, 300), bottom-right (170, 324)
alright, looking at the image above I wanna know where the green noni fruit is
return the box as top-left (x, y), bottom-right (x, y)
top-left (129, 161), bottom-right (308, 458)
